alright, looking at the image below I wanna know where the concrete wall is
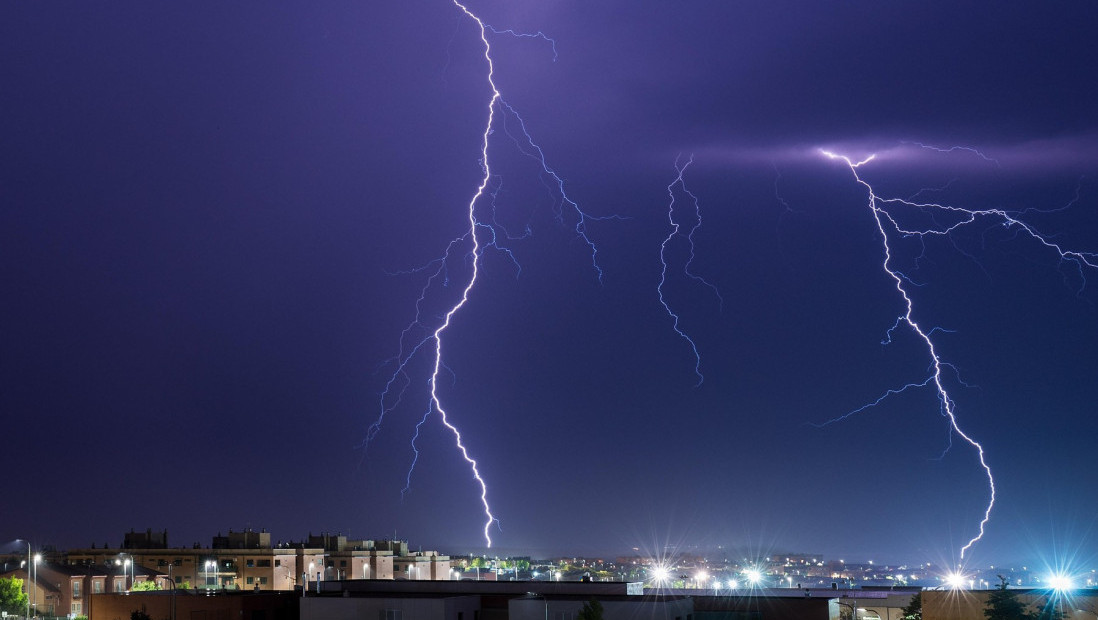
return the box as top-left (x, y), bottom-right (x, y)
top-left (510, 596), bottom-right (694, 620)
top-left (89, 591), bottom-right (300, 620)
top-left (301, 595), bottom-right (480, 620)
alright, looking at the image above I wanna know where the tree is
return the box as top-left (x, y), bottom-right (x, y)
top-left (900, 591), bottom-right (921, 620)
top-left (0, 576), bottom-right (29, 616)
top-left (983, 575), bottom-right (1061, 620)
top-left (131, 579), bottom-right (161, 591)
top-left (578, 599), bottom-right (604, 620)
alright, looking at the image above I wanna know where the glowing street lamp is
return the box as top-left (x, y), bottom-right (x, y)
top-left (205, 560), bottom-right (216, 591)
top-left (1047, 573), bottom-right (1074, 619)
top-left (124, 558), bottom-right (133, 591)
top-left (1047, 574), bottom-right (1074, 591)
top-left (33, 553), bottom-right (40, 618)
top-left (746, 569), bottom-right (762, 587)
top-left (944, 571), bottom-right (966, 590)
top-left (696, 570), bottom-right (709, 589)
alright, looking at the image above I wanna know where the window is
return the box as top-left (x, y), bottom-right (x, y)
top-left (115, 579), bottom-right (125, 592)
top-left (246, 559), bottom-right (255, 567)
top-left (327, 561), bottom-right (334, 568)
top-left (247, 577), bottom-right (255, 584)
top-left (274, 560), bottom-right (281, 567)
top-left (72, 581), bottom-right (82, 598)
top-left (340, 560), bottom-right (347, 567)
top-left (94, 581), bottom-right (103, 594)
top-left (72, 602), bottom-right (82, 615)
top-left (256, 560), bottom-right (271, 567)
top-left (259, 577), bottom-right (268, 585)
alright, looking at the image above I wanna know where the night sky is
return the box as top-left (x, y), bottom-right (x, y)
top-left (4, 1), bottom-right (1097, 569)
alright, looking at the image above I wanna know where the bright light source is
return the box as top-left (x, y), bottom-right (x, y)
top-left (696, 570), bottom-right (709, 584)
top-left (651, 566), bottom-right (670, 583)
top-left (1047, 574), bottom-right (1074, 591)
top-left (727, 580), bottom-right (738, 589)
top-left (746, 569), bottom-right (762, 585)
top-left (945, 572), bottom-right (966, 589)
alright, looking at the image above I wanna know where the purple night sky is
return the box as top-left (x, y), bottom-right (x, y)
top-left (3, 1), bottom-right (1097, 569)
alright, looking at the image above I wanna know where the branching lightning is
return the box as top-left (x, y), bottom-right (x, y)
top-left (367, 1), bottom-right (613, 548)
top-left (658, 154), bottom-right (722, 386)
top-left (818, 147), bottom-right (1097, 561)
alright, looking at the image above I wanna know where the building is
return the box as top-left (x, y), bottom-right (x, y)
top-left (394, 551), bottom-right (452, 581)
top-left (305, 579), bottom-right (917, 620)
top-left (0, 561), bottom-right (127, 617)
top-left (67, 529), bottom-right (451, 593)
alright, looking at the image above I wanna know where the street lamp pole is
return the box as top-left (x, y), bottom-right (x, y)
top-left (22, 541), bottom-right (30, 620)
top-left (120, 553), bottom-right (134, 592)
top-left (33, 553), bottom-right (40, 618)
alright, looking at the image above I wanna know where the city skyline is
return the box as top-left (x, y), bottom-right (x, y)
top-left (3, 1), bottom-right (1097, 569)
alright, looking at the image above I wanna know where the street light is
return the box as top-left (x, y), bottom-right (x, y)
top-left (15, 540), bottom-right (30, 620)
top-left (124, 558), bottom-right (133, 592)
top-left (944, 571), bottom-right (966, 590)
top-left (205, 560), bottom-right (216, 592)
top-left (33, 553), bottom-right (40, 618)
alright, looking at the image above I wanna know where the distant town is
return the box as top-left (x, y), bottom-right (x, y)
top-left (3, 529), bottom-right (1097, 620)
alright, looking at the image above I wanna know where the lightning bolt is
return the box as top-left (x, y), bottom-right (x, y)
top-left (658, 154), bottom-right (722, 386)
top-left (819, 146), bottom-right (1097, 561)
top-left (367, 1), bottom-right (614, 548)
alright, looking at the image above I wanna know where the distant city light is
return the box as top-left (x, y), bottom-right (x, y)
top-left (727, 579), bottom-right (738, 590)
top-left (746, 569), bottom-right (762, 585)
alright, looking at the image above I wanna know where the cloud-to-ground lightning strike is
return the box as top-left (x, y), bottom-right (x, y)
top-left (366, 1), bottom-right (612, 548)
top-left (658, 154), bottom-right (722, 386)
top-left (818, 147), bottom-right (1098, 562)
